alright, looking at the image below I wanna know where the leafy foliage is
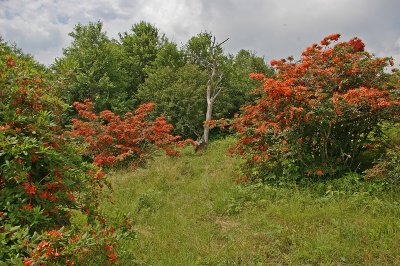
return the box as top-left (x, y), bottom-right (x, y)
top-left (230, 34), bottom-right (400, 182)
top-left (138, 33), bottom-right (272, 139)
top-left (0, 40), bottom-right (128, 265)
top-left (138, 64), bottom-right (208, 138)
top-left (53, 21), bottom-right (128, 114)
top-left (222, 49), bottom-right (274, 118)
top-left (120, 21), bottom-right (164, 98)
top-left (53, 22), bottom-right (273, 140)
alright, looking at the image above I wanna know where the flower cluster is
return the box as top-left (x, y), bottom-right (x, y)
top-left (70, 99), bottom-right (189, 168)
top-left (230, 34), bottom-right (400, 181)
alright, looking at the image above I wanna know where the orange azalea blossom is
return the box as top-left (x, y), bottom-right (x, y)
top-left (40, 191), bottom-right (51, 199)
top-left (22, 182), bottom-right (37, 195)
top-left (249, 73), bottom-right (266, 80)
top-left (6, 56), bottom-right (15, 67)
top-left (48, 230), bottom-right (62, 238)
top-left (94, 171), bottom-right (104, 179)
top-left (0, 124), bottom-right (10, 131)
top-left (107, 253), bottom-right (118, 265)
top-left (66, 259), bottom-right (75, 266)
top-left (23, 257), bottom-right (33, 266)
top-left (70, 234), bottom-right (81, 242)
top-left (23, 204), bottom-right (33, 210)
top-left (348, 37), bottom-right (365, 52)
top-left (31, 154), bottom-right (39, 162)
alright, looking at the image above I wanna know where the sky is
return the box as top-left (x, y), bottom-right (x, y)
top-left (1, 0), bottom-right (400, 66)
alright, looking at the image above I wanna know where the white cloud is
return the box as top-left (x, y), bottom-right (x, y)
top-left (1, 0), bottom-right (400, 65)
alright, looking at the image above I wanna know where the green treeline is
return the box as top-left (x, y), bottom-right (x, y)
top-left (52, 21), bottom-right (273, 139)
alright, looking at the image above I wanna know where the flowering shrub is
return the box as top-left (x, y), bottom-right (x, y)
top-left (230, 34), bottom-right (400, 182)
top-left (21, 223), bottom-right (131, 265)
top-left (70, 99), bottom-right (191, 168)
top-left (0, 42), bottom-right (128, 264)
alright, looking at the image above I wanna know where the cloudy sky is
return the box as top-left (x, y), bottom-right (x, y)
top-left (1, 0), bottom-right (400, 65)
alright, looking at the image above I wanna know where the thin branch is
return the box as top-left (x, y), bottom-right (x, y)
top-left (212, 85), bottom-right (224, 101)
top-left (215, 38), bottom-right (229, 48)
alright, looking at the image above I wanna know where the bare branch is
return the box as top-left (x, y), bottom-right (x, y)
top-left (212, 85), bottom-right (224, 101)
top-left (215, 38), bottom-right (229, 48)
top-left (211, 74), bottom-right (224, 99)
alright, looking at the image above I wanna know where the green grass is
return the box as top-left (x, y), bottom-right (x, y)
top-left (102, 137), bottom-right (400, 265)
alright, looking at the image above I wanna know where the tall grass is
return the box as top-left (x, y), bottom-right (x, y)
top-left (102, 137), bottom-right (400, 265)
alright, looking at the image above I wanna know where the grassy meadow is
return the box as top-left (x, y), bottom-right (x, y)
top-left (101, 137), bottom-right (400, 265)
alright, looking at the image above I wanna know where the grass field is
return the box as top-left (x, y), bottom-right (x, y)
top-left (102, 137), bottom-right (400, 265)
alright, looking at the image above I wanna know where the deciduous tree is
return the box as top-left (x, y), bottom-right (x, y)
top-left (53, 21), bottom-right (127, 114)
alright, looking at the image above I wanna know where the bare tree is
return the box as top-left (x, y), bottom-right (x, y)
top-left (195, 36), bottom-right (229, 151)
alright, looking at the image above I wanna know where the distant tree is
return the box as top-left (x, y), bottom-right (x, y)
top-left (222, 49), bottom-right (274, 115)
top-left (138, 64), bottom-right (208, 138)
top-left (184, 33), bottom-right (230, 146)
top-left (53, 21), bottom-right (127, 114)
top-left (184, 32), bottom-right (214, 67)
top-left (138, 32), bottom-right (273, 141)
top-left (119, 21), bottom-right (164, 100)
top-left (144, 41), bottom-right (185, 74)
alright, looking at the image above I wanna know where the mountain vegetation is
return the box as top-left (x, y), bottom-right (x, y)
top-left (1, 21), bottom-right (399, 265)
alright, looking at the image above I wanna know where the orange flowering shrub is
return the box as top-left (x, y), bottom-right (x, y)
top-left (0, 42), bottom-right (129, 265)
top-left (230, 34), bottom-right (400, 182)
top-left (22, 223), bottom-right (131, 265)
top-left (70, 99), bottom-right (190, 168)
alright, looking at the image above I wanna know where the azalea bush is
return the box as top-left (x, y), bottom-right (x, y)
top-left (70, 99), bottom-right (192, 168)
top-left (0, 42), bottom-right (129, 265)
top-left (230, 34), bottom-right (400, 182)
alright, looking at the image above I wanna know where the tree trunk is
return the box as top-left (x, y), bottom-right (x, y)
top-left (203, 56), bottom-right (217, 145)
top-left (195, 36), bottom-right (228, 151)
top-left (203, 98), bottom-right (213, 143)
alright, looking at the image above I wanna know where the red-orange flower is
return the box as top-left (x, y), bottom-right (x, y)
top-left (22, 182), bottom-right (37, 195)
top-left (348, 37), bottom-right (365, 52)
top-left (48, 230), bottom-right (62, 238)
top-left (23, 257), bottom-right (33, 266)
top-left (6, 56), bottom-right (15, 67)
top-left (107, 252), bottom-right (118, 265)
top-left (23, 204), bottom-right (33, 211)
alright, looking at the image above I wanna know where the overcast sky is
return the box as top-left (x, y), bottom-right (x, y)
top-left (1, 0), bottom-right (400, 66)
